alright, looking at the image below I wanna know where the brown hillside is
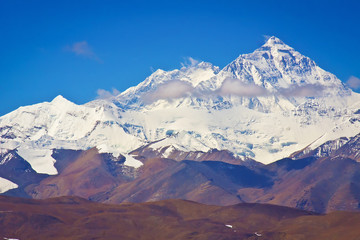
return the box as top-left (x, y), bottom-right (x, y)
top-left (1, 196), bottom-right (360, 240)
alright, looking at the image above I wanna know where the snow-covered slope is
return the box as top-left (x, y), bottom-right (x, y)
top-left (1, 36), bottom-right (360, 170)
top-left (0, 176), bottom-right (18, 193)
top-left (0, 95), bottom-right (145, 151)
top-left (0, 96), bottom-right (145, 171)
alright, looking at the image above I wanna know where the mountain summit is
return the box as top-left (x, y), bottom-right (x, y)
top-left (263, 36), bottom-right (288, 47)
top-left (114, 36), bottom-right (352, 112)
top-left (1, 36), bottom-right (360, 175)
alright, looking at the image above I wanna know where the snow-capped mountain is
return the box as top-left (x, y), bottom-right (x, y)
top-left (1, 36), bottom-right (360, 179)
top-left (0, 96), bottom-right (144, 174)
top-left (115, 36), bottom-right (353, 112)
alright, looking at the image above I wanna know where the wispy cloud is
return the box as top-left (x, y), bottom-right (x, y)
top-left (217, 78), bottom-right (268, 97)
top-left (96, 88), bottom-right (120, 100)
top-left (218, 79), bottom-right (326, 98)
top-left (65, 41), bottom-right (102, 63)
top-left (279, 84), bottom-right (326, 97)
top-left (142, 80), bottom-right (194, 103)
top-left (346, 76), bottom-right (360, 90)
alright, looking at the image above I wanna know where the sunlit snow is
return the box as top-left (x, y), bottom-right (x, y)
top-left (0, 177), bottom-right (18, 193)
top-left (16, 148), bottom-right (57, 175)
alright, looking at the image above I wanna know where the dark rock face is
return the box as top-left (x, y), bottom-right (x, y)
top-left (0, 150), bottom-right (48, 198)
top-left (4, 133), bottom-right (360, 213)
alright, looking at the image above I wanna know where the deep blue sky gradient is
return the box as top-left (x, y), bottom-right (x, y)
top-left (1, 0), bottom-right (359, 115)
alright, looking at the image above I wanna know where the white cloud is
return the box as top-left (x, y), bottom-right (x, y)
top-left (279, 84), bottom-right (326, 97)
top-left (142, 80), bottom-right (194, 103)
top-left (346, 76), bottom-right (360, 90)
top-left (218, 79), bottom-right (326, 98)
top-left (96, 88), bottom-right (120, 100)
top-left (218, 78), bottom-right (268, 97)
top-left (65, 41), bottom-right (102, 63)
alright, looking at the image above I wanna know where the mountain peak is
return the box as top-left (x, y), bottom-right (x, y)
top-left (265, 36), bottom-right (284, 44)
top-left (51, 95), bottom-right (72, 105)
top-left (261, 36), bottom-right (292, 50)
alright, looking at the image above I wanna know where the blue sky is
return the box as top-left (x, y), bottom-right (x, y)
top-left (1, 0), bottom-right (359, 115)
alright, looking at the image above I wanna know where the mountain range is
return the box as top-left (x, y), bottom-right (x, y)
top-left (1, 36), bottom-right (360, 214)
